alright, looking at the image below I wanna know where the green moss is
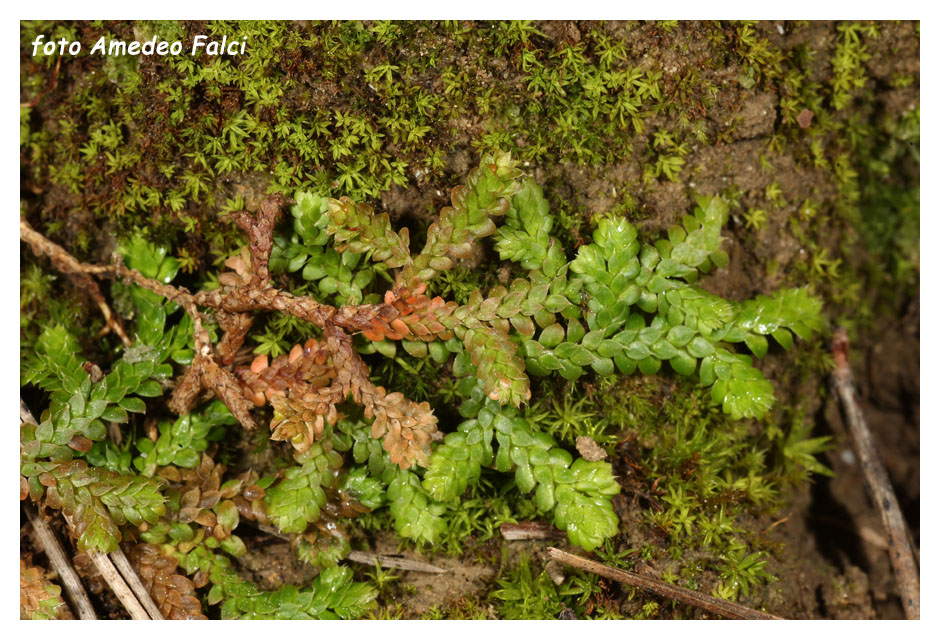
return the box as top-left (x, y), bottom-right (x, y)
top-left (18, 21), bottom-right (669, 250)
top-left (21, 20), bottom-right (918, 619)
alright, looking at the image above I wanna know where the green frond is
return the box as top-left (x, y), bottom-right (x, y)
top-left (265, 442), bottom-right (344, 534)
top-left (387, 468), bottom-right (447, 544)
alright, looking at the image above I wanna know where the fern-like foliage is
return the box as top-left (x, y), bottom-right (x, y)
top-left (21, 325), bottom-right (172, 554)
top-left (133, 400), bottom-right (235, 474)
top-left (176, 542), bottom-right (375, 620)
top-left (265, 440), bottom-right (344, 534)
top-left (387, 467), bottom-right (448, 544)
top-left (288, 154), bottom-right (822, 552)
top-left (270, 192), bottom-right (381, 305)
top-left (424, 361), bottom-right (618, 551)
top-left (115, 235), bottom-right (196, 361)
top-left (20, 240), bottom-right (195, 553)
top-left (509, 191), bottom-right (823, 420)
top-left (43, 460), bottom-right (166, 552)
top-left (21, 152), bottom-right (824, 615)
top-left (335, 417), bottom-right (448, 544)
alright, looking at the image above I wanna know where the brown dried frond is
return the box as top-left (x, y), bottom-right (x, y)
top-left (193, 280), bottom-right (334, 328)
top-left (269, 390), bottom-right (342, 454)
top-left (22, 189), bottom-right (443, 470)
top-left (364, 387), bottom-right (440, 469)
top-left (323, 325), bottom-right (441, 467)
top-left (197, 353), bottom-right (258, 428)
top-left (160, 454), bottom-right (224, 533)
top-left (159, 458), bottom-right (269, 540)
top-left (169, 311), bottom-right (258, 429)
top-left (232, 495), bottom-right (272, 526)
top-left (167, 365), bottom-right (205, 417)
top-left (127, 544), bottom-right (206, 620)
top-left (170, 350), bottom-right (257, 429)
top-left (224, 470), bottom-right (272, 527)
top-left (20, 557), bottom-right (73, 619)
top-left (215, 310), bottom-right (254, 366)
top-left (358, 283), bottom-right (456, 343)
top-left (219, 468), bottom-right (265, 501)
top-left (178, 453), bottom-right (224, 497)
top-left (239, 329), bottom-right (440, 466)
top-left (218, 247), bottom-right (254, 288)
top-left (323, 487), bottom-right (372, 520)
top-left (236, 337), bottom-right (335, 406)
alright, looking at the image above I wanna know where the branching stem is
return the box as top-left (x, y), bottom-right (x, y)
top-left (20, 219), bottom-right (132, 346)
top-left (20, 200), bottom-right (439, 467)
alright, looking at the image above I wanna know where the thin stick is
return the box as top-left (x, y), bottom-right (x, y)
top-left (831, 328), bottom-right (920, 619)
top-left (22, 501), bottom-right (97, 620)
top-left (22, 399), bottom-right (152, 620)
top-left (500, 522), bottom-right (566, 541)
top-left (20, 403), bottom-right (97, 620)
top-left (546, 547), bottom-right (782, 620)
top-left (347, 551), bottom-right (448, 574)
top-left (86, 550), bottom-right (150, 620)
top-left (248, 522), bottom-right (447, 574)
top-left (109, 547), bottom-right (164, 620)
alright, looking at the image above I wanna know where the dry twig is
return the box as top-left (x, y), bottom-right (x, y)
top-left (109, 546), bottom-right (164, 620)
top-left (546, 547), bottom-right (783, 620)
top-left (347, 551), bottom-right (448, 574)
top-left (22, 399), bottom-right (160, 620)
top-left (20, 218), bottom-right (132, 346)
top-left (20, 198), bottom-right (441, 468)
top-left (21, 500), bottom-right (96, 620)
top-left (84, 549), bottom-right (150, 620)
top-left (500, 522), bottom-right (567, 541)
top-left (831, 328), bottom-right (920, 619)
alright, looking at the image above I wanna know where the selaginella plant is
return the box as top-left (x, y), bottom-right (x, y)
top-left (20, 152), bottom-right (821, 618)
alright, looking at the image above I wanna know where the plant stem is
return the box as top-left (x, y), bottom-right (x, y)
top-left (109, 546), bottom-right (164, 620)
top-left (831, 328), bottom-right (920, 619)
top-left (21, 399), bottom-right (160, 620)
top-left (21, 500), bottom-right (97, 620)
top-left (546, 547), bottom-right (782, 620)
top-left (86, 549), bottom-right (151, 620)
top-left (19, 218), bottom-right (131, 346)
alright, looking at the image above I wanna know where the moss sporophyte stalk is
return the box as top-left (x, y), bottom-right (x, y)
top-left (21, 153), bottom-right (822, 617)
